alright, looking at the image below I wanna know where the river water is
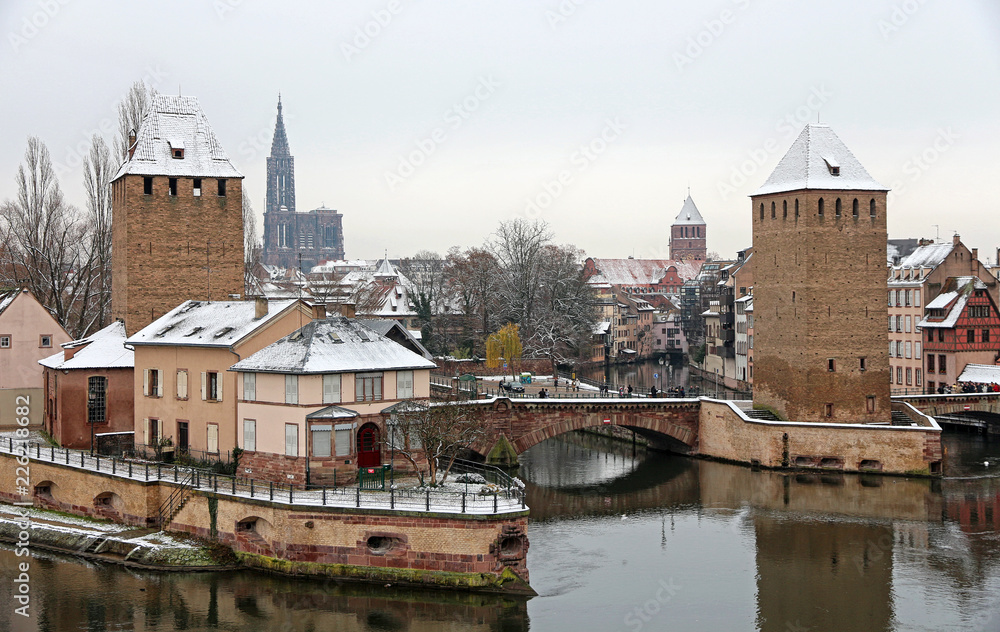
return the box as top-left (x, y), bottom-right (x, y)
top-left (3, 432), bottom-right (1000, 632)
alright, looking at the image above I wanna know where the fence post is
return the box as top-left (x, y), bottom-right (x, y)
top-left (250, 479), bottom-right (255, 498)
top-left (112, 457), bottom-right (116, 475)
top-left (390, 487), bottom-right (394, 510)
top-left (426, 489), bottom-right (430, 511)
top-left (128, 461), bottom-right (132, 478)
top-left (157, 463), bottom-right (161, 479)
top-left (356, 486), bottom-right (360, 508)
top-left (231, 476), bottom-right (235, 495)
top-left (145, 463), bottom-right (149, 481)
top-left (65, 450), bottom-right (69, 465)
top-left (269, 481), bottom-right (273, 501)
top-left (174, 465), bottom-right (178, 482)
top-left (494, 493), bottom-right (498, 514)
top-left (96, 455), bottom-right (100, 471)
top-left (289, 485), bottom-right (293, 504)
top-left (50, 446), bottom-right (54, 461)
top-left (461, 493), bottom-right (466, 514)
top-left (322, 487), bottom-right (326, 506)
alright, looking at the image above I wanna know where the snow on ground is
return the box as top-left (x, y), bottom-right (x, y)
top-left (0, 503), bottom-right (130, 533)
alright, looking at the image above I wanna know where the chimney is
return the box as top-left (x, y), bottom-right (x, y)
top-left (972, 248), bottom-right (979, 261)
top-left (255, 296), bottom-right (268, 319)
top-left (953, 233), bottom-right (961, 247)
top-left (312, 303), bottom-right (327, 320)
top-left (337, 302), bottom-right (356, 319)
top-left (127, 129), bottom-right (137, 160)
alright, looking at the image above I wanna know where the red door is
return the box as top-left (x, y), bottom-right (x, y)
top-left (356, 424), bottom-right (381, 468)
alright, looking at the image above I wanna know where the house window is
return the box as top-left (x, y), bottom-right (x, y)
top-left (927, 329), bottom-right (934, 342)
top-left (144, 418), bottom-right (161, 445)
top-left (904, 290), bottom-right (911, 306)
top-left (356, 372), bottom-right (383, 402)
top-left (905, 341), bottom-right (912, 358)
top-left (927, 355), bottom-right (935, 373)
top-left (323, 374), bottom-right (341, 404)
top-left (243, 372), bottom-right (256, 401)
top-left (938, 355), bottom-right (946, 374)
top-left (202, 371), bottom-right (221, 401)
top-left (897, 366), bottom-right (903, 383)
top-left (285, 374), bottom-right (298, 404)
top-left (193, 178), bottom-right (201, 197)
top-left (396, 370), bottom-right (413, 399)
top-left (176, 369), bottom-right (188, 400)
top-left (0, 335), bottom-right (9, 348)
top-left (39, 335), bottom-right (52, 348)
top-left (906, 368), bottom-right (912, 385)
top-left (207, 424), bottom-right (219, 454)
top-left (938, 329), bottom-right (945, 342)
top-left (984, 329), bottom-right (991, 343)
top-left (916, 342), bottom-right (921, 359)
top-left (905, 315), bottom-right (911, 333)
top-left (312, 424), bottom-right (332, 458)
top-left (916, 369), bottom-right (922, 386)
top-left (87, 376), bottom-right (107, 424)
top-left (915, 290), bottom-right (920, 307)
top-left (285, 424), bottom-right (299, 457)
top-left (967, 329), bottom-right (976, 344)
top-left (144, 369), bottom-right (163, 397)
top-left (243, 419), bottom-right (256, 452)
top-left (143, 177), bottom-right (153, 195)
top-left (217, 179), bottom-right (227, 196)
top-left (168, 178), bottom-right (177, 196)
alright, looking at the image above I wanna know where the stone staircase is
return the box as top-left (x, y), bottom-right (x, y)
top-left (743, 408), bottom-right (783, 421)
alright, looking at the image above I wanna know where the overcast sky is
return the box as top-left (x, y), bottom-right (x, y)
top-left (2, 0), bottom-right (998, 262)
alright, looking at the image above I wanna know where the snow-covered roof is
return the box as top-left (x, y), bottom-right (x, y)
top-left (0, 289), bottom-right (19, 318)
top-left (230, 318), bottom-right (437, 375)
top-left (305, 405), bottom-right (358, 420)
top-left (127, 299), bottom-right (302, 348)
top-left (593, 321), bottom-right (611, 335)
top-left (586, 258), bottom-right (702, 287)
top-left (113, 94), bottom-right (243, 181)
top-left (374, 258), bottom-right (398, 278)
top-left (356, 318), bottom-right (432, 360)
top-left (918, 277), bottom-right (984, 329)
top-left (672, 194), bottom-right (705, 225)
top-left (957, 364), bottom-right (1000, 384)
top-left (39, 321), bottom-right (133, 370)
top-left (893, 242), bottom-right (952, 271)
top-left (752, 124), bottom-right (888, 196)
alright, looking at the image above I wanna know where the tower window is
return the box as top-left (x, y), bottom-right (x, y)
top-left (866, 396), bottom-right (876, 413)
top-left (825, 403), bottom-right (834, 417)
top-left (852, 198), bottom-right (859, 218)
top-left (168, 178), bottom-right (177, 196)
top-left (771, 202), bottom-right (775, 219)
top-left (143, 177), bottom-right (153, 195)
top-left (870, 199), bottom-right (876, 218)
top-left (218, 179), bottom-right (227, 196)
top-left (827, 358), bottom-right (836, 372)
top-left (759, 203), bottom-right (764, 220)
top-left (193, 179), bottom-right (202, 197)
top-left (860, 357), bottom-right (867, 371)
top-left (794, 199), bottom-right (799, 218)
top-left (782, 200), bottom-right (787, 219)
top-left (835, 198), bottom-right (842, 218)
top-left (818, 198), bottom-right (824, 217)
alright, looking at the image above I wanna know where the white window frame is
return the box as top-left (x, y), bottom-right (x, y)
top-left (243, 372), bottom-right (256, 401)
top-left (396, 370), bottom-right (413, 399)
top-left (322, 374), bottom-right (341, 404)
top-left (143, 369), bottom-right (163, 398)
top-left (176, 369), bottom-right (188, 400)
top-left (243, 419), bottom-right (256, 452)
top-left (201, 371), bottom-right (221, 401)
top-left (312, 423), bottom-right (332, 458)
top-left (285, 374), bottom-right (298, 405)
top-left (285, 423), bottom-right (299, 457)
top-left (207, 423), bottom-right (219, 454)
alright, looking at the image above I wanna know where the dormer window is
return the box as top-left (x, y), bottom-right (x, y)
top-left (193, 178), bottom-right (201, 197)
top-left (823, 156), bottom-right (840, 176)
top-left (168, 139), bottom-right (185, 159)
top-left (172, 148), bottom-right (184, 159)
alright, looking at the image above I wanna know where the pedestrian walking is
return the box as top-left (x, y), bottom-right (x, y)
top-left (627, 384), bottom-right (633, 398)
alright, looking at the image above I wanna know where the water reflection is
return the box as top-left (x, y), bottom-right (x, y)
top-left (4, 432), bottom-right (1000, 631)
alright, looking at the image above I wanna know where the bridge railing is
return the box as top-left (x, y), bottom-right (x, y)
top-left (0, 437), bottom-right (527, 516)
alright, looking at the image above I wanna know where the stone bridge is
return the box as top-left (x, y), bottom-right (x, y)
top-left (894, 393), bottom-right (1000, 434)
top-left (468, 397), bottom-right (701, 464)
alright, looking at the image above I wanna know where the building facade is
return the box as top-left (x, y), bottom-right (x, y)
top-left (751, 124), bottom-right (890, 423)
top-left (261, 98), bottom-right (345, 270)
top-left (111, 94), bottom-right (245, 335)
top-left (669, 194), bottom-right (707, 261)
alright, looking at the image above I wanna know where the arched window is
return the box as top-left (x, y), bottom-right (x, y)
top-left (794, 199), bottom-right (799, 218)
top-left (760, 203), bottom-right (764, 220)
top-left (835, 198), bottom-right (842, 218)
top-left (783, 200), bottom-right (787, 219)
top-left (771, 201), bottom-right (776, 219)
top-left (870, 199), bottom-right (876, 218)
top-left (852, 198), bottom-right (859, 218)
top-left (818, 198), bottom-right (824, 217)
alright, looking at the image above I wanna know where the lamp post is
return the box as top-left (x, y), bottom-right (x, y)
top-left (715, 368), bottom-right (719, 399)
top-left (88, 386), bottom-right (96, 456)
top-left (658, 357), bottom-right (664, 393)
top-left (389, 413), bottom-right (396, 489)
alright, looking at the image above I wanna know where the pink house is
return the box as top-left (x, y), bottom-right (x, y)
top-left (0, 288), bottom-right (71, 427)
top-left (231, 317), bottom-right (436, 486)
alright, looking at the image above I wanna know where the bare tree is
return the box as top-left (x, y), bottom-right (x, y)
top-left (444, 246), bottom-right (500, 351)
top-left (0, 137), bottom-right (95, 336)
top-left (115, 80), bottom-right (154, 162)
top-left (384, 399), bottom-right (489, 487)
top-left (242, 194), bottom-right (262, 295)
top-left (489, 219), bottom-right (552, 327)
top-left (82, 134), bottom-right (114, 330)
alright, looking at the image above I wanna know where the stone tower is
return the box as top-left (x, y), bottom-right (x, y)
top-left (750, 124), bottom-right (890, 423)
top-left (669, 194), bottom-right (707, 261)
top-left (111, 94), bottom-right (245, 335)
top-left (261, 98), bottom-right (346, 271)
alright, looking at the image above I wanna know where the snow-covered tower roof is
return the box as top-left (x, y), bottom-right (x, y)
top-left (113, 94), bottom-right (243, 181)
top-left (752, 124), bottom-right (888, 196)
top-left (673, 194), bottom-right (705, 225)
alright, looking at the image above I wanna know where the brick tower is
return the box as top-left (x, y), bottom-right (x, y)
top-left (750, 124), bottom-right (890, 423)
top-left (261, 97), bottom-right (345, 271)
top-left (669, 194), bottom-right (707, 261)
top-left (111, 94), bottom-right (245, 335)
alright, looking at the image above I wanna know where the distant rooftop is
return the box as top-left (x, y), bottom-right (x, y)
top-left (672, 194), bottom-right (706, 225)
top-left (39, 321), bottom-right (133, 370)
top-left (127, 299), bottom-right (302, 348)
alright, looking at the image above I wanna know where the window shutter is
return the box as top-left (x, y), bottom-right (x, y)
top-left (143, 369), bottom-right (149, 396)
top-left (156, 371), bottom-right (163, 398)
top-left (143, 418), bottom-right (149, 445)
top-left (201, 372), bottom-right (207, 401)
top-left (216, 373), bottom-right (222, 401)
top-left (207, 425), bottom-right (218, 453)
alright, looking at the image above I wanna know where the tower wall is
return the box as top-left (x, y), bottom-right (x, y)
top-left (751, 190), bottom-right (890, 423)
top-left (669, 224), bottom-right (706, 261)
top-left (112, 175), bottom-right (245, 334)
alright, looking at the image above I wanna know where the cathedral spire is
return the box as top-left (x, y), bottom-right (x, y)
top-left (270, 94), bottom-right (290, 157)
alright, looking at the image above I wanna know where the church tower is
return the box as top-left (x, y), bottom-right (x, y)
top-left (669, 194), bottom-right (707, 261)
top-left (111, 94), bottom-right (245, 335)
top-left (751, 124), bottom-right (890, 423)
top-left (265, 96), bottom-right (295, 215)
